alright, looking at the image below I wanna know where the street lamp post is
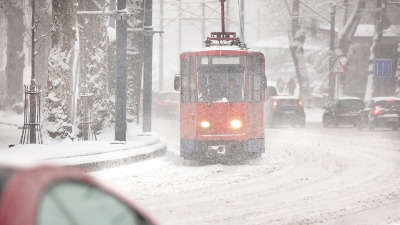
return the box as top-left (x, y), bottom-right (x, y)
top-left (329, 1), bottom-right (336, 101)
top-left (115, 0), bottom-right (128, 141)
top-left (143, 0), bottom-right (153, 132)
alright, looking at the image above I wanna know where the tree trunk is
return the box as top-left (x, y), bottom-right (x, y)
top-left (77, 0), bottom-right (112, 135)
top-left (341, 0), bottom-right (349, 28)
top-left (285, 0), bottom-right (311, 104)
top-left (4, 2), bottom-right (24, 108)
top-left (34, 0), bottom-right (52, 93)
top-left (126, 0), bottom-right (144, 125)
top-left (335, 0), bottom-right (367, 97)
top-left (43, 0), bottom-right (76, 140)
top-left (365, 0), bottom-right (386, 100)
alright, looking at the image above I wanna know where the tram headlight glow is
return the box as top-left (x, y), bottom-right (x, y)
top-left (200, 120), bottom-right (210, 128)
top-left (230, 119), bottom-right (242, 129)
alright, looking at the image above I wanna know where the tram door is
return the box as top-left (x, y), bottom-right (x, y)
top-left (180, 56), bottom-right (197, 143)
top-left (247, 54), bottom-right (265, 138)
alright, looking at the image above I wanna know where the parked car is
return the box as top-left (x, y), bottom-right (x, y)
top-left (265, 86), bottom-right (278, 100)
top-left (322, 97), bottom-right (364, 128)
top-left (153, 91), bottom-right (180, 118)
top-left (0, 164), bottom-right (158, 225)
top-left (265, 96), bottom-right (305, 128)
top-left (357, 97), bottom-right (400, 131)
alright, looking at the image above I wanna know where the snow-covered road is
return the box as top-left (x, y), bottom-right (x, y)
top-left (92, 115), bottom-right (400, 225)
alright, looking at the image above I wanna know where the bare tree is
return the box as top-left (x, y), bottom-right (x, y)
top-left (126, 0), bottom-right (144, 125)
top-left (335, 0), bottom-right (367, 96)
top-left (0, 2), bottom-right (6, 106)
top-left (284, 0), bottom-right (311, 103)
top-left (34, 0), bottom-right (52, 93)
top-left (43, 0), bottom-right (77, 140)
top-left (3, 0), bottom-right (25, 108)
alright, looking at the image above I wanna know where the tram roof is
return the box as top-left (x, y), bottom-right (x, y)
top-left (181, 45), bottom-right (263, 56)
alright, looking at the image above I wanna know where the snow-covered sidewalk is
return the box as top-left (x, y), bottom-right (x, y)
top-left (0, 111), bottom-right (167, 171)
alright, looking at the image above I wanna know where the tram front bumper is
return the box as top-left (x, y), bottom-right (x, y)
top-left (180, 139), bottom-right (264, 159)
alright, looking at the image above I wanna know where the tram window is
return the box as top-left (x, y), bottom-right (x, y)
top-left (189, 57), bottom-right (196, 103)
top-left (181, 59), bottom-right (190, 103)
top-left (201, 57), bottom-right (209, 65)
top-left (212, 57), bottom-right (240, 65)
top-left (197, 56), bottom-right (245, 103)
top-left (247, 56), bottom-right (254, 102)
top-left (253, 58), bottom-right (263, 102)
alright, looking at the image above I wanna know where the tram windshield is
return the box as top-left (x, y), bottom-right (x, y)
top-left (197, 56), bottom-right (245, 103)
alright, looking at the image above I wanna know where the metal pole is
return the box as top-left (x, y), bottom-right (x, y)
top-left (159, 0), bottom-right (164, 92)
top-left (335, 72), bottom-right (339, 98)
top-left (329, 2), bottom-right (336, 101)
top-left (30, 0), bottom-right (36, 144)
top-left (240, 0), bottom-right (244, 42)
top-left (178, 0), bottom-right (182, 55)
top-left (202, 0), bottom-right (205, 43)
top-left (226, 0), bottom-right (230, 31)
top-left (31, 0), bottom-right (35, 82)
top-left (108, 0), bottom-right (116, 28)
top-left (115, 0), bottom-right (128, 141)
top-left (220, 0), bottom-right (225, 34)
top-left (257, 8), bottom-right (260, 40)
top-left (143, 0), bottom-right (153, 132)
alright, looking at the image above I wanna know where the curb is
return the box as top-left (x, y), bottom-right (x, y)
top-left (64, 141), bottom-right (167, 172)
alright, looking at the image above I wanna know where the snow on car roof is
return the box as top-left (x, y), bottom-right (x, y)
top-left (336, 97), bottom-right (362, 100)
top-left (372, 96), bottom-right (400, 102)
top-left (270, 95), bottom-right (299, 100)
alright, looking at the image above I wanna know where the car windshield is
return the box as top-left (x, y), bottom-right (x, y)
top-left (375, 100), bottom-right (400, 109)
top-left (338, 99), bottom-right (364, 109)
top-left (197, 56), bottom-right (245, 103)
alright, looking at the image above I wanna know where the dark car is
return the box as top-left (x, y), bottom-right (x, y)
top-left (265, 96), bottom-right (305, 128)
top-left (0, 164), bottom-right (158, 225)
top-left (153, 91), bottom-right (180, 118)
top-left (322, 97), bottom-right (364, 128)
top-left (357, 97), bottom-right (400, 131)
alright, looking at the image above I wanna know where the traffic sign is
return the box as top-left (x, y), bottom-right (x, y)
top-left (373, 59), bottom-right (392, 78)
top-left (331, 59), bottom-right (345, 73)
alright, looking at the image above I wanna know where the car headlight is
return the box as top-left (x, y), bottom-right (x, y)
top-left (230, 119), bottom-right (242, 129)
top-left (200, 120), bottom-right (210, 128)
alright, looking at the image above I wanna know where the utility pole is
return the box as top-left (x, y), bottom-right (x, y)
top-left (257, 8), bottom-right (260, 40)
top-left (159, 0), bottom-right (164, 91)
top-left (202, 0), bottom-right (206, 43)
top-left (108, 0), bottom-right (116, 28)
top-left (143, 0), bottom-right (154, 132)
top-left (329, 1), bottom-right (336, 101)
top-left (240, 0), bottom-right (244, 42)
top-left (30, 0), bottom-right (37, 144)
top-left (115, 0), bottom-right (128, 141)
top-left (178, 0), bottom-right (182, 55)
top-left (226, 0), bottom-right (230, 31)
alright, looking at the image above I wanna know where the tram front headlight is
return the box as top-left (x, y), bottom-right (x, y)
top-left (200, 120), bottom-right (210, 128)
top-left (230, 119), bottom-right (242, 129)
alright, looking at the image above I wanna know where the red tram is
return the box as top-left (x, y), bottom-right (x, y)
top-left (173, 1), bottom-right (266, 160)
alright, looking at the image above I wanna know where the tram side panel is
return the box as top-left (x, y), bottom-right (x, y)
top-left (179, 55), bottom-right (198, 158)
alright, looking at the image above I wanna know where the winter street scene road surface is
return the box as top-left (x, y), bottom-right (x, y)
top-left (92, 110), bottom-right (400, 225)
